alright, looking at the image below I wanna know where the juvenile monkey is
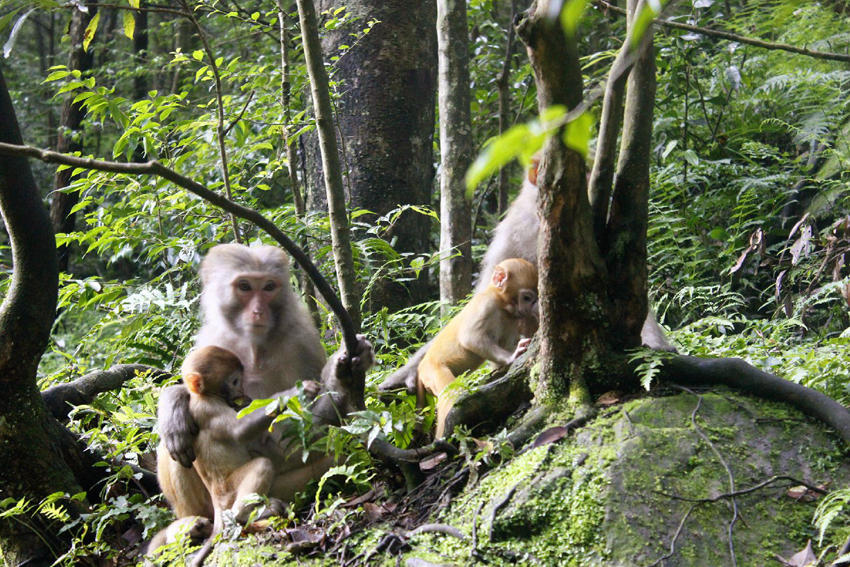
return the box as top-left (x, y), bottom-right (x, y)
top-left (170, 345), bottom-right (284, 534)
top-left (380, 156), bottom-right (672, 394)
top-left (418, 258), bottom-right (538, 437)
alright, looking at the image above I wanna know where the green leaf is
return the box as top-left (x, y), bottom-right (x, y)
top-left (123, 11), bottom-right (135, 39)
top-left (560, 0), bottom-right (588, 37)
top-left (562, 111), bottom-right (594, 159)
top-left (630, 3), bottom-right (657, 49)
top-left (44, 70), bottom-right (71, 83)
top-left (129, 0), bottom-right (140, 8)
top-left (83, 12), bottom-right (100, 53)
top-left (465, 106), bottom-right (565, 194)
top-left (192, 50), bottom-right (204, 61)
top-left (683, 148), bottom-right (699, 166)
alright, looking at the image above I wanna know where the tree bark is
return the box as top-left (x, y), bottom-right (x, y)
top-left (604, 0), bottom-right (655, 349)
top-left (309, 0), bottom-right (437, 313)
top-left (518, 1), bottom-right (608, 404)
top-left (49, 3), bottom-right (95, 273)
top-left (437, 0), bottom-right (473, 308)
top-left (296, 0), bottom-right (361, 328)
top-left (0, 67), bottom-right (83, 567)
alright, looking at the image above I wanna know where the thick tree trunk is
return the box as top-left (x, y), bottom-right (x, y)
top-left (296, 0), bottom-right (361, 328)
top-left (518, 1), bottom-right (609, 403)
top-left (309, 0), bottom-right (437, 313)
top-left (437, 0), bottom-right (473, 308)
top-left (0, 68), bottom-right (82, 567)
top-left (49, 4), bottom-right (95, 273)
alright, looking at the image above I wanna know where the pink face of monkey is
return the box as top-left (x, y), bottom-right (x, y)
top-left (231, 272), bottom-right (284, 335)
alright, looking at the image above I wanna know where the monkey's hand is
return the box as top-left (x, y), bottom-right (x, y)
top-left (301, 380), bottom-right (322, 400)
top-left (334, 334), bottom-right (375, 379)
top-left (506, 337), bottom-right (533, 365)
top-left (158, 385), bottom-right (199, 468)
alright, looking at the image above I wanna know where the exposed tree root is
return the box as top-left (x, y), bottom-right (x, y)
top-left (42, 364), bottom-right (170, 420)
top-left (662, 355), bottom-right (850, 446)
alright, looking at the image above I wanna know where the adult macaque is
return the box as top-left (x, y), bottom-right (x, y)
top-left (380, 156), bottom-right (672, 393)
top-left (157, 243), bottom-right (373, 522)
top-left (418, 258), bottom-right (538, 437)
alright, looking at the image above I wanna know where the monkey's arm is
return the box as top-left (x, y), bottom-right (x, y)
top-left (230, 406), bottom-right (279, 443)
top-left (457, 307), bottom-right (516, 367)
top-left (158, 385), bottom-right (198, 468)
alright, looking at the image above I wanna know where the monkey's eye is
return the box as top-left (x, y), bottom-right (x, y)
top-left (262, 281), bottom-right (277, 292)
top-left (236, 280), bottom-right (252, 292)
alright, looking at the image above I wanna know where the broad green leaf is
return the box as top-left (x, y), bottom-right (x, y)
top-left (122, 11), bottom-right (135, 39)
top-left (465, 106), bottom-right (565, 194)
top-left (560, 0), bottom-right (588, 37)
top-left (82, 12), bottom-right (100, 53)
top-left (129, 0), bottom-right (140, 7)
top-left (630, 2), bottom-right (659, 49)
top-left (44, 70), bottom-right (71, 82)
top-left (192, 50), bottom-right (204, 61)
top-left (683, 148), bottom-right (699, 166)
top-left (563, 111), bottom-right (594, 159)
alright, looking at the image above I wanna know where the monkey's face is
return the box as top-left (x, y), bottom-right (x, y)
top-left (221, 368), bottom-right (247, 408)
top-left (229, 273), bottom-right (284, 337)
top-left (517, 288), bottom-right (538, 321)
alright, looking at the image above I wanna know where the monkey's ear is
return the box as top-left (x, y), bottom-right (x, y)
top-left (527, 155), bottom-right (539, 186)
top-left (491, 266), bottom-right (508, 289)
top-left (185, 372), bottom-right (204, 394)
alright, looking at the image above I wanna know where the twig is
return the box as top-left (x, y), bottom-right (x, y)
top-left (223, 90), bottom-right (255, 137)
top-left (595, 0), bottom-right (850, 63)
top-left (649, 504), bottom-right (697, 567)
top-left (677, 386), bottom-right (738, 566)
top-left (0, 142), bottom-right (361, 354)
top-left (488, 483), bottom-right (518, 542)
top-left (653, 474), bottom-right (827, 502)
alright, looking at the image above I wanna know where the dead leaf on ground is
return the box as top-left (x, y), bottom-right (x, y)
top-left (531, 426), bottom-right (567, 448)
top-left (596, 391), bottom-right (622, 407)
top-left (775, 540), bottom-right (817, 567)
top-left (284, 525), bottom-right (325, 554)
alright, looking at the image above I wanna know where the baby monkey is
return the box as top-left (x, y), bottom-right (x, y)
top-left (418, 258), bottom-right (539, 437)
top-left (180, 345), bottom-right (284, 534)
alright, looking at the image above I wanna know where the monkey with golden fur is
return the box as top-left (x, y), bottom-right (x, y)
top-left (417, 258), bottom-right (539, 438)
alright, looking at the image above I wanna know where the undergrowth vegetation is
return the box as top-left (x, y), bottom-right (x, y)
top-left (1, 0), bottom-right (850, 563)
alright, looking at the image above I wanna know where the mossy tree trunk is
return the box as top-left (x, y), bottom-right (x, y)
top-left (0, 68), bottom-right (86, 567)
top-left (517, 0), bottom-right (655, 403)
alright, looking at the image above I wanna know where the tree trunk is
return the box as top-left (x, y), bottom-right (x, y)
top-left (496, 0), bottom-right (519, 215)
top-left (518, 1), bottom-right (609, 404)
top-left (605, 0), bottom-right (655, 349)
top-left (437, 0), bottom-right (473, 309)
top-left (278, 2), bottom-right (321, 325)
top-left (0, 67), bottom-right (83, 567)
top-left (49, 3), bottom-right (95, 273)
top-left (296, 0), bottom-right (361, 328)
top-left (308, 0), bottom-right (437, 313)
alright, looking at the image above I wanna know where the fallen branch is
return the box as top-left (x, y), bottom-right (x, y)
top-left (42, 364), bottom-right (170, 420)
top-left (368, 438), bottom-right (457, 464)
top-left (0, 142), bottom-right (360, 354)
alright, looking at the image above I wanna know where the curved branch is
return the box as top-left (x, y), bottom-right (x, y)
top-left (368, 438), bottom-right (456, 464)
top-left (0, 142), bottom-right (360, 354)
top-left (663, 355), bottom-right (850, 446)
top-left (595, 0), bottom-right (850, 64)
top-left (42, 364), bottom-right (170, 420)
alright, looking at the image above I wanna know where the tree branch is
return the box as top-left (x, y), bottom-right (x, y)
top-left (42, 364), bottom-right (170, 420)
top-left (0, 142), bottom-right (361, 355)
top-left (595, 0), bottom-right (850, 63)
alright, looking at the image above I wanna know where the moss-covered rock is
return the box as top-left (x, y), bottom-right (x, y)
top-left (402, 389), bottom-right (850, 566)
